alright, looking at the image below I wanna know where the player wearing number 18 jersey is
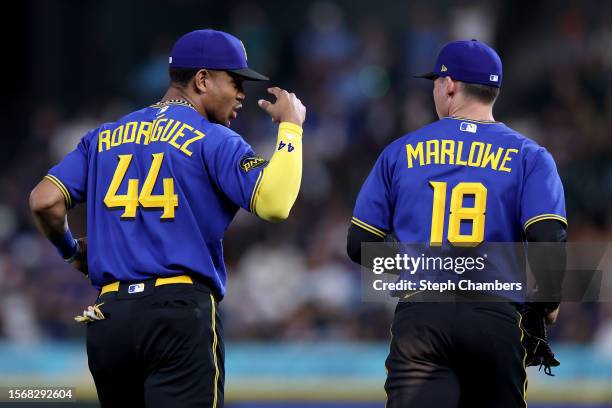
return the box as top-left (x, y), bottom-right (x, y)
top-left (351, 115), bottom-right (565, 245)
top-left (347, 40), bottom-right (566, 407)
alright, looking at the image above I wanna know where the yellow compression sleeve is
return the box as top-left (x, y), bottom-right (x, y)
top-left (251, 122), bottom-right (303, 222)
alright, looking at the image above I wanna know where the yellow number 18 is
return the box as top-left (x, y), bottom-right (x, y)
top-left (429, 181), bottom-right (487, 247)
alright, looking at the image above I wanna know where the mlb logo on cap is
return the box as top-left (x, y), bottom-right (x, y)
top-left (415, 39), bottom-right (503, 88)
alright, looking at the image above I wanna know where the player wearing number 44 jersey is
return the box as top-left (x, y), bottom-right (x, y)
top-left (347, 40), bottom-right (567, 407)
top-left (30, 29), bottom-right (306, 408)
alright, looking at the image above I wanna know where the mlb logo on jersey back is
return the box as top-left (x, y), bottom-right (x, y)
top-left (128, 283), bottom-right (145, 294)
top-left (459, 122), bottom-right (477, 133)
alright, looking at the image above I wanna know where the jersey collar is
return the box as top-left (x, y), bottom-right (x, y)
top-left (445, 116), bottom-right (501, 124)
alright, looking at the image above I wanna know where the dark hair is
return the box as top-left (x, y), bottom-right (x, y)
top-left (169, 67), bottom-right (201, 87)
top-left (461, 82), bottom-right (500, 104)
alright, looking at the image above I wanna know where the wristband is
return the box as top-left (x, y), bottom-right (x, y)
top-left (64, 241), bottom-right (81, 263)
top-left (50, 229), bottom-right (78, 261)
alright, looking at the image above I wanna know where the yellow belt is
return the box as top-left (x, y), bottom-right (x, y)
top-left (100, 275), bottom-right (193, 296)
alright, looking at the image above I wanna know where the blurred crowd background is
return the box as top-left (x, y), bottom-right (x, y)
top-left (2, 0), bottom-right (611, 353)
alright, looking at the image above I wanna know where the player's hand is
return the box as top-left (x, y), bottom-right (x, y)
top-left (258, 87), bottom-right (306, 127)
top-left (545, 305), bottom-right (559, 325)
top-left (70, 237), bottom-right (88, 276)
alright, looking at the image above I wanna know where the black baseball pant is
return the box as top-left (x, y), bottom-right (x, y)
top-left (86, 280), bottom-right (224, 408)
top-left (385, 301), bottom-right (527, 408)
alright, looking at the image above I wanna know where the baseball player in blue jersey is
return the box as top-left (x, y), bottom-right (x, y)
top-left (347, 40), bottom-right (567, 407)
top-left (29, 29), bottom-right (306, 408)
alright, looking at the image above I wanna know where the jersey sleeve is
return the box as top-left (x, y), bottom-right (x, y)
top-left (352, 148), bottom-right (394, 238)
top-left (520, 148), bottom-right (567, 230)
top-left (205, 134), bottom-right (267, 212)
top-left (46, 130), bottom-right (96, 208)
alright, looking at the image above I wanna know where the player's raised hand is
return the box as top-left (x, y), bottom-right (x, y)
top-left (258, 87), bottom-right (306, 127)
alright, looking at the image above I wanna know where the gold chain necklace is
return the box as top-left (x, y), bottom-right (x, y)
top-left (159, 99), bottom-right (196, 110)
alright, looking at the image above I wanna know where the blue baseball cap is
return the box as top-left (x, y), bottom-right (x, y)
top-left (169, 29), bottom-right (269, 81)
top-left (415, 39), bottom-right (502, 88)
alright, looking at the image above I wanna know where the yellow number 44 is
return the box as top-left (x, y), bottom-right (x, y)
top-left (429, 181), bottom-right (487, 247)
top-left (104, 153), bottom-right (178, 219)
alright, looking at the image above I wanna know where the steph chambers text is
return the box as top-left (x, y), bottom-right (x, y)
top-left (373, 279), bottom-right (523, 292)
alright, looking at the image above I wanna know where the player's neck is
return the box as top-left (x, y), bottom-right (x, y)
top-left (161, 87), bottom-right (207, 119)
top-left (448, 102), bottom-right (495, 122)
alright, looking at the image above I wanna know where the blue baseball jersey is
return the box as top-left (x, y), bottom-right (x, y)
top-left (353, 116), bottom-right (567, 242)
top-left (46, 101), bottom-right (267, 298)
top-left (353, 117), bottom-right (566, 291)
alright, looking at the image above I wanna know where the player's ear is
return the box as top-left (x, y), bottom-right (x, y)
top-left (445, 76), bottom-right (456, 97)
top-left (193, 69), bottom-right (212, 94)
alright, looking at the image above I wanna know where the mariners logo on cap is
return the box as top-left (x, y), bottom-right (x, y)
top-left (240, 41), bottom-right (248, 61)
top-left (441, 65), bottom-right (448, 72)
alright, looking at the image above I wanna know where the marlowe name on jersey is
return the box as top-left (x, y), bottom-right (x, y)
top-left (406, 139), bottom-right (518, 173)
